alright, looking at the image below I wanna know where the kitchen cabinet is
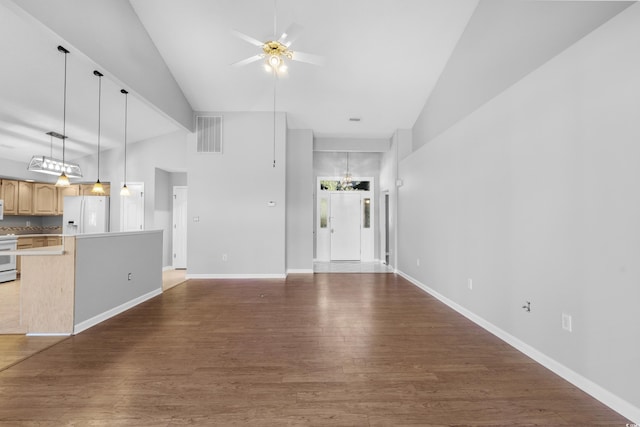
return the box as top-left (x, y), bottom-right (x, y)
top-left (79, 183), bottom-right (111, 196)
top-left (1, 179), bottom-right (19, 215)
top-left (56, 185), bottom-right (79, 214)
top-left (17, 181), bottom-right (33, 215)
top-left (33, 183), bottom-right (57, 215)
top-left (46, 236), bottom-right (62, 246)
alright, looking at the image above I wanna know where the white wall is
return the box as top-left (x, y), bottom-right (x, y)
top-left (78, 129), bottom-right (188, 266)
top-left (400, 3), bottom-right (640, 420)
top-left (286, 129), bottom-right (313, 272)
top-left (187, 112), bottom-right (287, 277)
top-left (379, 129), bottom-right (411, 269)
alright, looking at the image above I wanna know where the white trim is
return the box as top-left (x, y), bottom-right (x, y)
top-left (397, 270), bottom-right (640, 425)
top-left (186, 274), bottom-right (286, 280)
top-left (162, 266), bottom-right (174, 272)
top-left (73, 288), bottom-right (162, 334)
top-left (287, 269), bottom-right (314, 275)
top-left (26, 333), bottom-right (71, 337)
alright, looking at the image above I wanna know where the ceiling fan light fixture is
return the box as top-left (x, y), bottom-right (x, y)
top-left (268, 54), bottom-right (281, 68)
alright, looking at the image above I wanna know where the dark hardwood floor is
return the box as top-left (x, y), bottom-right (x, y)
top-left (0, 274), bottom-right (630, 426)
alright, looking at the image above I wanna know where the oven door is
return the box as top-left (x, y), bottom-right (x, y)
top-left (0, 241), bottom-right (17, 272)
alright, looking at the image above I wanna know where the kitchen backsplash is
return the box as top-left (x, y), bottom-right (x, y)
top-left (0, 215), bottom-right (62, 235)
top-left (0, 226), bottom-right (62, 235)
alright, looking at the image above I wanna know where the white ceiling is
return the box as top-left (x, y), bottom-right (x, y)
top-left (0, 0), bottom-right (180, 163)
top-left (0, 0), bottom-right (632, 166)
top-left (128, 0), bottom-right (478, 137)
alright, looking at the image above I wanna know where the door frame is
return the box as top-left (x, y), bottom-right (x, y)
top-left (172, 186), bottom-right (188, 269)
top-left (315, 176), bottom-right (375, 262)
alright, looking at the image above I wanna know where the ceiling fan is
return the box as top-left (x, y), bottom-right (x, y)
top-left (231, 23), bottom-right (324, 74)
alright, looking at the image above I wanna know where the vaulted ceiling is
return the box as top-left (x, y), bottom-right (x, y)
top-left (0, 0), bottom-right (633, 164)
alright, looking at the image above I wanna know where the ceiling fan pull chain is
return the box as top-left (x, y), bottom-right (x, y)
top-left (273, 71), bottom-right (277, 168)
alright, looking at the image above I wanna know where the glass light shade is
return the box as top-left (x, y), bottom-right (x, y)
top-left (91, 180), bottom-right (105, 194)
top-left (120, 184), bottom-right (130, 197)
top-left (27, 155), bottom-right (82, 178)
top-left (55, 172), bottom-right (70, 187)
top-left (268, 55), bottom-right (281, 68)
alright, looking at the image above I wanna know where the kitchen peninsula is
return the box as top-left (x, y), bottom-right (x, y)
top-left (17, 230), bottom-right (162, 335)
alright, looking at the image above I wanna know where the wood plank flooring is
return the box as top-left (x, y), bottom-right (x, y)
top-left (0, 273), bottom-right (631, 426)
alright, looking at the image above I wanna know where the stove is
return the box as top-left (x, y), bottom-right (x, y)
top-left (0, 235), bottom-right (17, 283)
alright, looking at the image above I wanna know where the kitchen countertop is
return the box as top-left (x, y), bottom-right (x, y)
top-left (5, 245), bottom-right (64, 256)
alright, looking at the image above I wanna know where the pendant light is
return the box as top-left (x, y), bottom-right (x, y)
top-left (340, 152), bottom-right (353, 189)
top-left (55, 45), bottom-right (71, 187)
top-left (120, 89), bottom-right (130, 197)
top-left (91, 70), bottom-right (105, 194)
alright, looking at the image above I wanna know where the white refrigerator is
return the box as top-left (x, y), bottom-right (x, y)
top-left (63, 196), bottom-right (110, 235)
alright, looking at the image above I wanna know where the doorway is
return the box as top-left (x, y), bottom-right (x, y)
top-left (120, 182), bottom-right (144, 232)
top-left (330, 192), bottom-right (361, 260)
top-left (315, 177), bottom-right (374, 262)
top-left (172, 186), bottom-right (187, 269)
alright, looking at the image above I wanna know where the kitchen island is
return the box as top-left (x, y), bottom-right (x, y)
top-left (18, 230), bottom-right (162, 335)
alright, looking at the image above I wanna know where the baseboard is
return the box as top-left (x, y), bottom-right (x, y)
top-left (73, 288), bottom-right (162, 335)
top-left (26, 333), bottom-right (71, 337)
top-left (162, 265), bottom-right (174, 272)
top-left (287, 269), bottom-right (314, 275)
top-left (397, 270), bottom-right (640, 425)
top-left (186, 273), bottom-right (287, 280)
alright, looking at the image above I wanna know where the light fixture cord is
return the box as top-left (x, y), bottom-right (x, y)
top-left (62, 49), bottom-right (67, 167)
top-left (273, 70), bottom-right (276, 168)
top-left (123, 90), bottom-right (128, 185)
top-left (97, 74), bottom-right (102, 180)
top-left (273, 0), bottom-right (277, 39)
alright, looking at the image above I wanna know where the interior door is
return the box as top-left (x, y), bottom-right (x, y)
top-left (172, 186), bottom-right (188, 269)
top-left (330, 192), bottom-right (361, 260)
top-left (120, 182), bottom-right (145, 232)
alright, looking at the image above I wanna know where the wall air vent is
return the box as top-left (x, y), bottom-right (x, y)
top-left (196, 115), bottom-right (223, 153)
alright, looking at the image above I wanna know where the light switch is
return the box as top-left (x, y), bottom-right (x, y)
top-left (193, 216), bottom-right (200, 222)
top-left (267, 201), bottom-right (276, 207)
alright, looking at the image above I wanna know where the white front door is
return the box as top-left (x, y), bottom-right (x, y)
top-left (120, 182), bottom-right (144, 232)
top-left (172, 186), bottom-right (188, 269)
top-left (330, 192), bottom-right (361, 260)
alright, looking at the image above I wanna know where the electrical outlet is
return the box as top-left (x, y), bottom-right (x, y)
top-left (222, 254), bottom-right (228, 262)
top-left (562, 313), bottom-right (572, 332)
top-left (468, 278), bottom-right (473, 290)
top-left (127, 273), bottom-right (133, 281)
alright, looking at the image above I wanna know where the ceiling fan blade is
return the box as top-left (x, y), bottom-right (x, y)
top-left (278, 22), bottom-right (303, 47)
top-left (232, 30), bottom-right (265, 47)
top-left (291, 51), bottom-right (325, 66)
top-left (231, 54), bottom-right (264, 67)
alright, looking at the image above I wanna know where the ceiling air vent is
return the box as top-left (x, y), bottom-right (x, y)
top-left (196, 116), bottom-right (223, 153)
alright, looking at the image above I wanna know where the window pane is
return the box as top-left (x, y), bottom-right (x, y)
top-left (320, 198), bottom-right (328, 228)
top-left (363, 198), bottom-right (370, 228)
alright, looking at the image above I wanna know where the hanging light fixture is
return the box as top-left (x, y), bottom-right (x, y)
top-left (120, 89), bottom-right (130, 197)
top-left (28, 45), bottom-right (82, 182)
top-left (55, 46), bottom-right (71, 187)
top-left (340, 152), bottom-right (353, 189)
top-left (91, 70), bottom-right (105, 194)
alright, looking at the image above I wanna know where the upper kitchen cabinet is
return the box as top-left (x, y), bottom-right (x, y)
top-left (56, 185), bottom-right (79, 214)
top-left (79, 183), bottom-right (111, 196)
top-left (1, 179), bottom-right (19, 215)
top-left (33, 183), bottom-right (57, 215)
top-left (17, 181), bottom-right (33, 215)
